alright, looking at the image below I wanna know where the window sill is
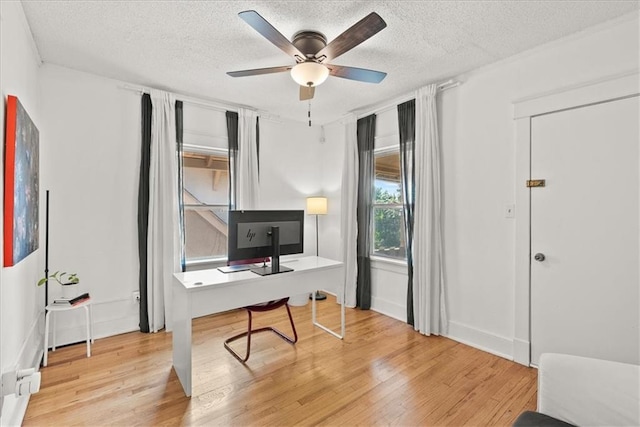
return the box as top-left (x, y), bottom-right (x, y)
top-left (185, 257), bottom-right (227, 271)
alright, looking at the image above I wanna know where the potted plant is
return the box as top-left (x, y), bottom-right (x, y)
top-left (37, 271), bottom-right (80, 298)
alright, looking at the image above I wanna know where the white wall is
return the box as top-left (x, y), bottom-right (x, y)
top-left (0, 2), bottom-right (43, 424)
top-left (319, 122), bottom-right (345, 262)
top-left (38, 64), bottom-right (142, 344)
top-left (440, 12), bottom-right (639, 358)
top-left (321, 12), bottom-right (640, 359)
top-left (258, 118), bottom-right (324, 258)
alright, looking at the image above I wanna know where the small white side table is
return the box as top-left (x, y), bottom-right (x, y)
top-left (44, 300), bottom-right (94, 367)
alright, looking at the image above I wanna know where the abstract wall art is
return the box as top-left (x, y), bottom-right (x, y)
top-left (4, 95), bottom-right (39, 267)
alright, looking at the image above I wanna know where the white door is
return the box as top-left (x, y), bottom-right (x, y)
top-left (530, 95), bottom-right (639, 366)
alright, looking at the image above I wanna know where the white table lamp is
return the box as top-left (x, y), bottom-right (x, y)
top-left (307, 196), bottom-right (328, 300)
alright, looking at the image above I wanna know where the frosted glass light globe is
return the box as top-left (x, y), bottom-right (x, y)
top-left (290, 62), bottom-right (329, 87)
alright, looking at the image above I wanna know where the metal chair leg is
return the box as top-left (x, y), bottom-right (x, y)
top-left (224, 303), bottom-right (298, 363)
top-left (224, 310), bottom-right (254, 362)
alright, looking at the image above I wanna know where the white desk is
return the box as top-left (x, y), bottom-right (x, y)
top-left (172, 256), bottom-right (344, 397)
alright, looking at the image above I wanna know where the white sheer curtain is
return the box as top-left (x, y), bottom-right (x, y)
top-left (340, 114), bottom-right (358, 307)
top-left (236, 108), bottom-right (260, 209)
top-left (147, 89), bottom-right (181, 332)
top-left (413, 84), bottom-right (447, 335)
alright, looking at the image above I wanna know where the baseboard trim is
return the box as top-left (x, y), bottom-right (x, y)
top-left (47, 314), bottom-right (139, 347)
top-left (45, 299), bottom-right (139, 350)
top-left (445, 320), bottom-right (514, 360)
top-left (371, 297), bottom-right (406, 322)
top-left (513, 338), bottom-right (531, 366)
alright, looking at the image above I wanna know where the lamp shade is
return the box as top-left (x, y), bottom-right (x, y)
top-left (306, 197), bottom-right (328, 215)
top-left (291, 62), bottom-right (329, 87)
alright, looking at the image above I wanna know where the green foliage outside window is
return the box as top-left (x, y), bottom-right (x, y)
top-left (374, 185), bottom-right (404, 256)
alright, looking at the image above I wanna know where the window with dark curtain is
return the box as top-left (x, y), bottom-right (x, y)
top-left (398, 99), bottom-right (416, 325)
top-left (356, 114), bottom-right (376, 309)
top-left (138, 93), bottom-right (152, 333)
top-left (175, 100), bottom-right (185, 272)
top-left (226, 111), bottom-right (239, 210)
top-left (256, 116), bottom-right (260, 177)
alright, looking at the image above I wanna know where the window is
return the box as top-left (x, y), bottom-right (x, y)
top-left (372, 149), bottom-right (406, 260)
top-left (182, 147), bottom-right (229, 263)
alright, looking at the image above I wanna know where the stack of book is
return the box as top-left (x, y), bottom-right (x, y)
top-left (52, 292), bottom-right (91, 306)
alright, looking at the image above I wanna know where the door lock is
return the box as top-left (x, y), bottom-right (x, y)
top-left (534, 253), bottom-right (546, 262)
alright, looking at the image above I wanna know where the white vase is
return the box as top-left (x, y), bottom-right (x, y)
top-left (61, 283), bottom-right (80, 299)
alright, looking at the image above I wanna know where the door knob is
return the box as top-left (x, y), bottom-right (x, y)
top-left (534, 253), bottom-right (545, 262)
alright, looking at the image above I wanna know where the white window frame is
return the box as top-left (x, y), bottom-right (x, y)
top-left (371, 145), bottom-right (406, 261)
top-left (182, 144), bottom-right (230, 267)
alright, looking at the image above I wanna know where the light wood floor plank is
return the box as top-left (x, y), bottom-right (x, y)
top-left (24, 297), bottom-right (536, 426)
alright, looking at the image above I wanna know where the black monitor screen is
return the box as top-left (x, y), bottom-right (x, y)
top-left (228, 210), bottom-right (304, 263)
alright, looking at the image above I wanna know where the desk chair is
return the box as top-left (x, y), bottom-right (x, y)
top-left (223, 258), bottom-right (298, 363)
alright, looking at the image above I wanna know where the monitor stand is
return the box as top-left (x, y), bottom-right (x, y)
top-left (249, 225), bottom-right (295, 276)
top-left (250, 264), bottom-right (294, 276)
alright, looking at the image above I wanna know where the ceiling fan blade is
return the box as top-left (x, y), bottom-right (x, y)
top-left (227, 65), bottom-right (291, 77)
top-left (238, 10), bottom-right (305, 60)
top-left (314, 12), bottom-right (387, 63)
top-left (299, 85), bottom-right (315, 101)
top-left (327, 64), bottom-right (387, 83)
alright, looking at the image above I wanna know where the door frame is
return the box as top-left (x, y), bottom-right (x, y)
top-left (512, 71), bottom-right (639, 366)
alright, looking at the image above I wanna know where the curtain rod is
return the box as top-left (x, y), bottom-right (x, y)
top-left (118, 84), bottom-right (253, 114)
top-left (353, 79), bottom-right (461, 119)
top-left (119, 84), bottom-right (289, 124)
top-left (120, 78), bottom-right (460, 124)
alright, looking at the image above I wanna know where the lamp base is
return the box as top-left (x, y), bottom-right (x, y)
top-left (310, 291), bottom-right (327, 301)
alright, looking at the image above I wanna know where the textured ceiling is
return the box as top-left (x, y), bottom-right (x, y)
top-left (20, 1), bottom-right (640, 124)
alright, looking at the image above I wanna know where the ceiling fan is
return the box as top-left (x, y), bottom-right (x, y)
top-left (227, 10), bottom-right (387, 101)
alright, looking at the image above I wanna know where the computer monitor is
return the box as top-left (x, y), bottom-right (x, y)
top-left (228, 210), bottom-right (304, 275)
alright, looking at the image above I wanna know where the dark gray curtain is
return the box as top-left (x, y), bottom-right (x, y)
top-left (226, 111), bottom-right (239, 209)
top-left (175, 100), bottom-right (186, 272)
top-left (398, 99), bottom-right (416, 326)
top-left (356, 114), bottom-right (376, 309)
top-left (256, 116), bottom-right (260, 177)
top-left (138, 93), bottom-right (152, 333)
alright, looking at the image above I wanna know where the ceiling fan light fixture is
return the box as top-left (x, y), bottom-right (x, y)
top-left (290, 62), bottom-right (329, 87)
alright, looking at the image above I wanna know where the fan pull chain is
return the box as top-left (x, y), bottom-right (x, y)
top-left (308, 99), bottom-right (312, 127)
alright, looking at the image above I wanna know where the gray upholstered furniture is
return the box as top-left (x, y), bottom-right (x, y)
top-left (514, 353), bottom-right (640, 426)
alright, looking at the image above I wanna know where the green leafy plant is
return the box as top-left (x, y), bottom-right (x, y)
top-left (37, 271), bottom-right (79, 287)
top-left (374, 186), bottom-right (403, 250)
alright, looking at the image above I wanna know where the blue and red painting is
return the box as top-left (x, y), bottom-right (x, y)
top-left (4, 95), bottom-right (39, 267)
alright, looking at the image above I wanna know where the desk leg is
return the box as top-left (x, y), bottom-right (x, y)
top-left (173, 281), bottom-right (192, 397)
top-left (312, 291), bottom-right (345, 340)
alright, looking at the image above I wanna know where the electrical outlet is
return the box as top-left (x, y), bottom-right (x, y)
top-left (132, 291), bottom-right (140, 302)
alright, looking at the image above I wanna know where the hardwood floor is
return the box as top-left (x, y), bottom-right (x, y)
top-left (24, 297), bottom-right (537, 426)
